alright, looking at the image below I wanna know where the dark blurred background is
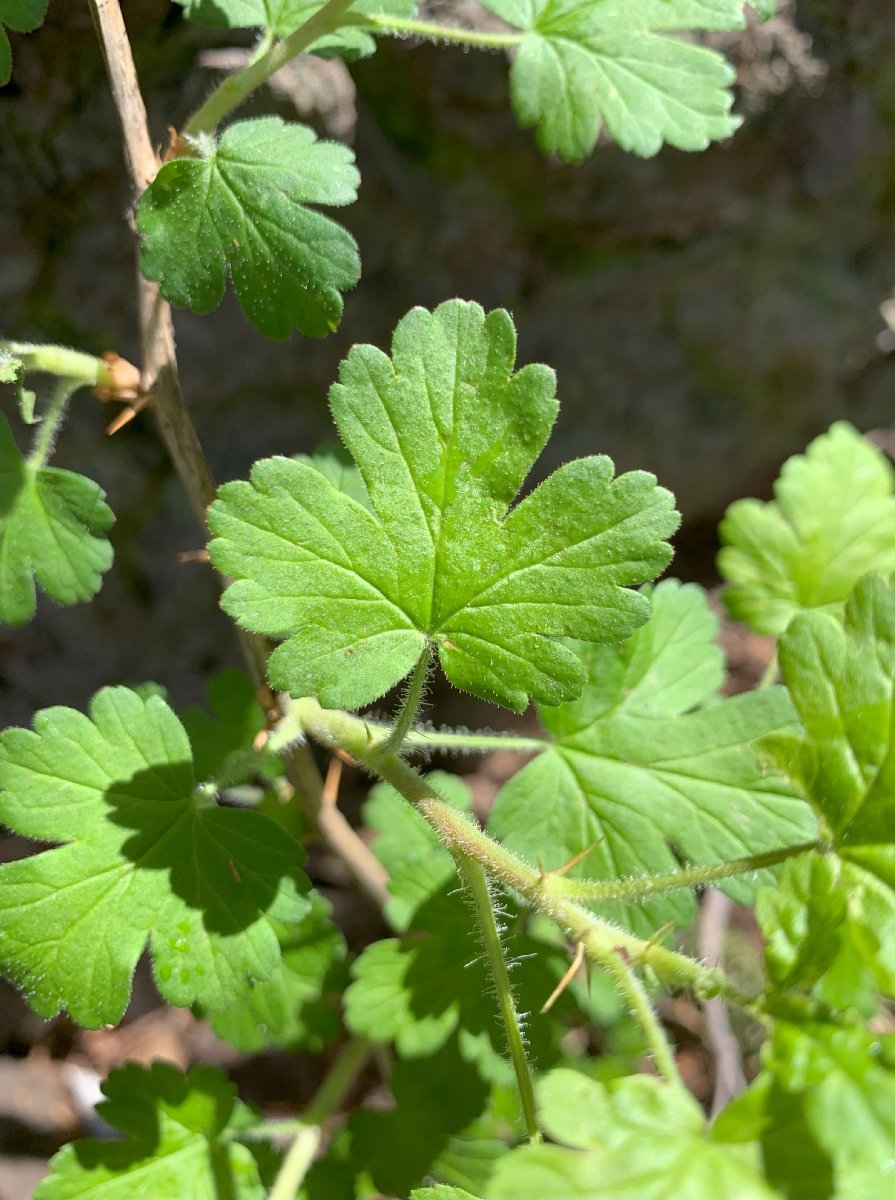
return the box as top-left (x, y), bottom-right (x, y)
top-left (1, 0), bottom-right (894, 723)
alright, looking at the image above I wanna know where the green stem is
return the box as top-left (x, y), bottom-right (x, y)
top-left (380, 641), bottom-right (433, 756)
top-left (364, 14), bottom-right (523, 49)
top-left (454, 851), bottom-right (541, 1143)
top-left (293, 698), bottom-right (752, 1007)
top-left (0, 340), bottom-right (122, 389)
top-left (267, 1038), bottom-right (370, 1200)
top-left (184, 0), bottom-right (361, 136)
top-left (600, 943), bottom-right (682, 1087)
top-left (758, 653), bottom-right (779, 689)
top-left (400, 725), bottom-right (546, 755)
top-left (550, 841), bottom-right (823, 905)
top-left (28, 379), bottom-right (77, 468)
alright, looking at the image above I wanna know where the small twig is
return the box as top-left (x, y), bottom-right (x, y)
top-left (699, 889), bottom-right (747, 1116)
top-left (267, 1038), bottom-right (371, 1200)
top-left (89, 0), bottom-right (390, 912)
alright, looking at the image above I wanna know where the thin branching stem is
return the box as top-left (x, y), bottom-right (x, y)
top-left (364, 14), bottom-right (523, 48)
top-left (89, 0), bottom-right (390, 911)
top-left (550, 840), bottom-right (823, 905)
top-left (294, 697), bottom-right (755, 1008)
top-left (600, 944), bottom-right (683, 1088)
top-left (267, 1038), bottom-right (371, 1200)
top-left (184, 0), bottom-right (361, 136)
top-left (454, 851), bottom-right (542, 1143)
top-left (28, 380), bottom-right (77, 468)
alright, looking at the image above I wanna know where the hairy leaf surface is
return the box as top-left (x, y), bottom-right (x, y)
top-left (489, 579), bottom-right (814, 933)
top-left (209, 300), bottom-right (678, 711)
top-left (0, 412), bottom-right (114, 626)
top-left (137, 117), bottom-right (360, 339)
top-left (478, 0), bottom-right (747, 161)
top-left (34, 1062), bottom-right (268, 1200)
top-left (0, 688), bottom-right (310, 1027)
top-left (718, 422), bottom-right (895, 635)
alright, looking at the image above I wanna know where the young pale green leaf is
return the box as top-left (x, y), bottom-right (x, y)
top-left (718, 1021), bottom-right (895, 1200)
top-left (478, 0), bottom-right (746, 161)
top-left (0, 412), bottom-right (114, 626)
top-left (488, 579), bottom-right (815, 934)
top-left (0, 688), bottom-right (310, 1027)
top-left (758, 573), bottom-right (895, 998)
top-left (176, 0), bottom-right (418, 59)
top-left (718, 422), bottom-right (895, 635)
top-left (0, 0), bottom-right (48, 85)
top-left (486, 1070), bottom-right (776, 1199)
top-left (137, 117), bottom-right (360, 339)
top-left (34, 1062), bottom-right (267, 1200)
top-left (209, 300), bottom-right (678, 712)
top-left (208, 891), bottom-right (347, 1051)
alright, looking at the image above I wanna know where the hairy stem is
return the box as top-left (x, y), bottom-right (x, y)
top-left (380, 641), bottom-right (433, 757)
top-left (89, 0), bottom-right (389, 911)
top-left (184, 0), bottom-right (360, 136)
top-left (268, 1038), bottom-right (371, 1200)
top-left (0, 341), bottom-right (129, 389)
top-left (365, 14), bottom-right (523, 48)
top-left (600, 944), bottom-right (682, 1087)
top-left (294, 698), bottom-right (754, 1007)
top-left (28, 380), bottom-right (77, 468)
top-left (549, 841), bottom-right (824, 906)
top-left (455, 852), bottom-right (541, 1143)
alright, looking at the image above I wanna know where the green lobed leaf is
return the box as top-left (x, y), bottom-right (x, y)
top-left (181, 667), bottom-right (277, 782)
top-left (34, 1061), bottom-right (268, 1200)
top-left (488, 579), bottom-right (815, 934)
top-left (718, 422), bottom-right (895, 635)
top-left (478, 0), bottom-right (747, 161)
top-left (0, 688), bottom-right (310, 1027)
top-left (0, 0), bottom-right (48, 85)
top-left (758, 572), bottom-right (895, 1000)
top-left (486, 1069), bottom-right (776, 1199)
top-left (208, 891), bottom-right (348, 1051)
top-left (176, 0), bottom-right (419, 60)
top-left (209, 300), bottom-right (678, 712)
top-left (756, 854), bottom-right (848, 994)
top-left (137, 116), bottom-right (360, 339)
top-left (0, 412), bottom-right (114, 626)
top-left (717, 1021), bottom-right (895, 1200)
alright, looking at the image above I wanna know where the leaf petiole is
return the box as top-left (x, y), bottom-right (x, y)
top-left (548, 840), bottom-right (824, 905)
top-left (184, 0), bottom-right (361, 136)
top-left (379, 640), bottom-right (434, 757)
top-left (454, 850), bottom-right (542, 1143)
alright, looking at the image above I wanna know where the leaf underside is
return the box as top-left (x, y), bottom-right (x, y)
top-left (478, 0), bottom-right (748, 161)
top-left (209, 299), bottom-right (679, 713)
